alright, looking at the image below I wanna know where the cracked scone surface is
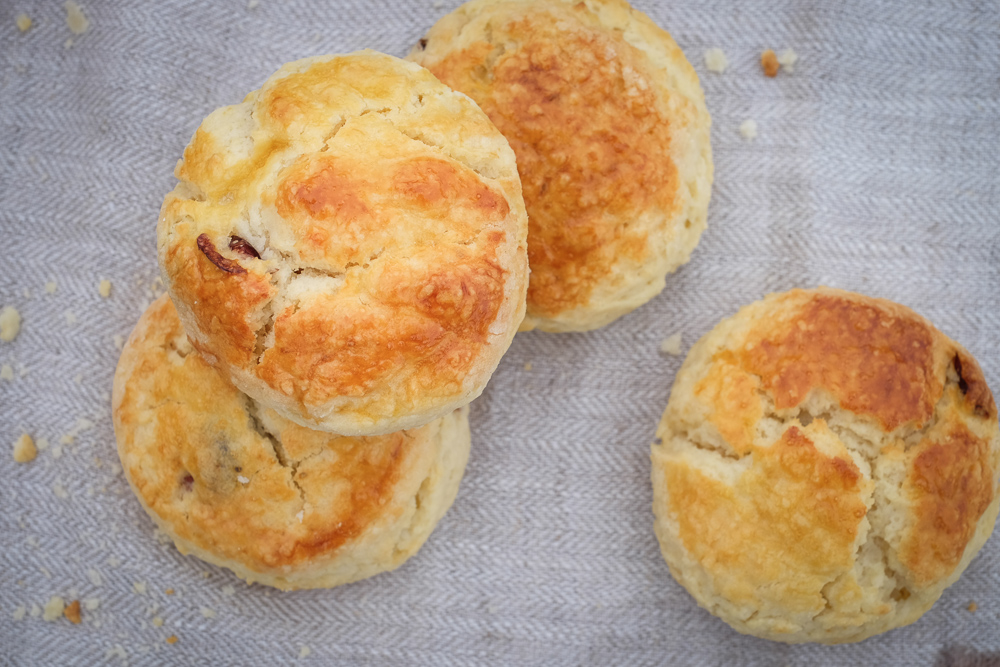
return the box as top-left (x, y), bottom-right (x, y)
top-left (409, 0), bottom-right (712, 332)
top-left (112, 296), bottom-right (471, 591)
top-left (651, 287), bottom-right (1000, 644)
top-left (158, 50), bottom-right (528, 435)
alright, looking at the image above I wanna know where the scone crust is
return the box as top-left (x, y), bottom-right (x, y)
top-left (112, 296), bottom-right (471, 591)
top-left (409, 0), bottom-right (712, 332)
top-left (651, 287), bottom-right (1000, 643)
top-left (158, 50), bottom-right (528, 434)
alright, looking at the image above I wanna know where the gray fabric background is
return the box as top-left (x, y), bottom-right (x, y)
top-left (1, 0), bottom-right (999, 664)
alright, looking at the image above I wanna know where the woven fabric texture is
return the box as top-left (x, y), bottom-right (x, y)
top-left (1, 0), bottom-right (999, 665)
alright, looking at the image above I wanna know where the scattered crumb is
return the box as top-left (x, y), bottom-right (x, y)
top-left (968, 601), bottom-right (978, 612)
top-left (84, 598), bottom-right (100, 611)
top-left (247, 0), bottom-right (259, 7)
top-left (761, 49), bottom-right (780, 77)
top-left (64, 600), bottom-right (82, 624)
top-left (98, 279), bottom-right (112, 298)
top-left (152, 616), bottom-right (164, 627)
top-left (200, 607), bottom-right (216, 619)
top-left (778, 48), bottom-right (798, 73)
top-left (43, 596), bottom-right (66, 622)
top-left (105, 645), bottom-right (127, 661)
top-left (16, 13), bottom-right (32, 32)
top-left (164, 589), bottom-right (174, 596)
top-left (299, 646), bottom-right (312, 658)
top-left (740, 119), bottom-right (758, 141)
top-left (1, 364), bottom-right (13, 380)
top-left (704, 48), bottom-right (728, 74)
top-left (64, 37), bottom-right (74, 49)
top-left (660, 333), bottom-right (683, 356)
top-left (107, 556), bottom-right (121, 567)
top-left (45, 281), bottom-right (57, 295)
top-left (53, 483), bottom-right (69, 499)
top-left (74, 373), bottom-right (83, 384)
top-left (87, 568), bottom-right (102, 587)
top-left (37, 437), bottom-right (50, 451)
top-left (0, 306), bottom-right (21, 342)
top-left (18, 365), bottom-right (28, 378)
top-left (30, 604), bottom-right (41, 617)
top-left (524, 362), bottom-right (533, 371)
top-left (133, 581), bottom-right (147, 595)
top-left (237, 475), bottom-right (249, 485)
top-left (166, 635), bottom-right (178, 645)
top-left (12, 605), bottom-right (26, 621)
top-left (52, 444), bottom-right (63, 458)
top-left (113, 335), bottom-right (124, 350)
top-left (221, 585), bottom-right (235, 596)
top-left (65, 311), bottom-right (77, 325)
top-left (13, 434), bottom-right (37, 463)
top-left (65, 1), bottom-right (90, 34)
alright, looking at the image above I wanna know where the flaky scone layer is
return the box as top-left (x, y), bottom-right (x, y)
top-left (113, 296), bottom-right (471, 590)
top-left (651, 287), bottom-right (1000, 643)
top-left (158, 50), bottom-right (528, 435)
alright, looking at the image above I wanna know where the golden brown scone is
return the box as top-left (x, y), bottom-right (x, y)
top-left (409, 0), bottom-right (712, 332)
top-left (113, 296), bottom-right (471, 591)
top-left (158, 50), bottom-right (528, 435)
top-left (651, 287), bottom-right (1000, 643)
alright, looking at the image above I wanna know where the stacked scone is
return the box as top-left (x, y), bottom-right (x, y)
top-left (113, 51), bottom-right (530, 589)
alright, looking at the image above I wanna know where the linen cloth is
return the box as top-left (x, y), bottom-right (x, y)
top-left (1, 0), bottom-right (999, 664)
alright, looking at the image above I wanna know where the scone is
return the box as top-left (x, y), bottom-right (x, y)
top-left (158, 50), bottom-right (528, 435)
top-left (409, 0), bottom-right (712, 332)
top-left (113, 295), bottom-right (471, 591)
top-left (651, 287), bottom-right (999, 643)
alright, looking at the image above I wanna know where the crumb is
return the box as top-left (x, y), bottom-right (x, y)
top-left (237, 475), bottom-right (249, 484)
top-left (105, 645), bottom-right (127, 661)
top-left (107, 556), bottom-right (121, 567)
top-left (84, 598), bottom-right (100, 610)
top-left (524, 362), bottom-right (533, 371)
top-left (12, 605), bottom-right (26, 621)
top-left (200, 607), bottom-right (216, 618)
top-left (37, 437), bottom-right (50, 451)
top-left (64, 37), bottom-right (74, 49)
top-left (98, 279), bottom-right (111, 298)
top-left (45, 281), bottom-right (57, 294)
top-left (0, 306), bottom-right (21, 342)
top-left (660, 333), bottom-right (684, 356)
top-left (52, 444), bottom-right (63, 458)
top-left (761, 49), bottom-right (779, 77)
top-left (740, 119), bottom-right (758, 141)
top-left (164, 588), bottom-right (174, 596)
top-left (133, 581), bottom-right (147, 595)
top-left (87, 568), bottom-right (102, 587)
top-left (166, 635), bottom-right (178, 645)
top-left (16, 13), bottom-right (32, 32)
top-left (18, 365), bottom-right (27, 378)
top-left (13, 434), bottom-right (37, 463)
top-left (113, 335), bottom-right (124, 350)
top-left (704, 48), bottom-right (728, 74)
top-left (64, 600), bottom-right (81, 624)
top-left (152, 616), bottom-right (164, 627)
top-left (299, 646), bottom-right (312, 658)
top-left (65, 311), bottom-right (77, 325)
top-left (74, 373), bottom-right (83, 384)
top-left (778, 48), bottom-right (798, 73)
top-left (247, 0), bottom-right (259, 7)
top-left (53, 483), bottom-right (69, 499)
top-left (65, 1), bottom-right (90, 34)
top-left (30, 604), bottom-right (41, 617)
top-left (222, 585), bottom-right (235, 596)
top-left (968, 601), bottom-right (978, 612)
top-left (433, 0), bottom-right (444, 8)
top-left (43, 596), bottom-right (66, 622)
top-left (1, 364), bottom-right (13, 380)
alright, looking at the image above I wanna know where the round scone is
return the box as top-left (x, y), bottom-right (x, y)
top-left (651, 287), bottom-right (1000, 644)
top-left (112, 296), bottom-right (471, 591)
top-left (409, 0), bottom-right (712, 332)
top-left (158, 50), bottom-right (528, 435)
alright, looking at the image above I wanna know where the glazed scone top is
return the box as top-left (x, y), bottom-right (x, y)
top-left (652, 288), bottom-right (999, 643)
top-left (410, 0), bottom-right (712, 332)
top-left (112, 296), bottom-right (471, 590)
top-left (158, 51), bottom-right (528, 435)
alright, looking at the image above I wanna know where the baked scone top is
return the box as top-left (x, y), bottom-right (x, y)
top-left (113, 296), bottom-right (471, 590)
top-left (652, 287), bottom-right (999, 643)
top-left (411, 0), bottom-right (712, 331)
top-left (158, 51), bottom-right (528, 435)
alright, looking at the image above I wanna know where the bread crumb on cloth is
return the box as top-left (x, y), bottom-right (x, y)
top-left (65, 1), bottom-right (90, 35)
top-left (2, 364), bottom-right (14, 381)
top-left (704, 48), bottom-right (728, 73)
top-left (98, 279), bottom-right (112, 298)
top-left (968, 601), bottom-right (978, 612)
top-left (166, 636), bottom-right (179, 645)
top-left (42, 596), bottom-right (66, 622)
top-left (740, 119), bottom-right (758, 141)
top-left (1, 306), bottom-right (21, 342)
top-left (299, 646), bottom-right (312, 658)
top-left (45, 281), bottom-right (57, 294)
top-left (660, 333), bottom-right (684, 356)
top-left (761, 49), bottom-right (780, 77)
top-left (16, 14), bottom-right (32, 32)
top-left (64, 600), bottom-right (82, 624)
top-left (778, 48), bottom-right (799, 72)
top-left (13, 434), bottom-right (37, 463)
